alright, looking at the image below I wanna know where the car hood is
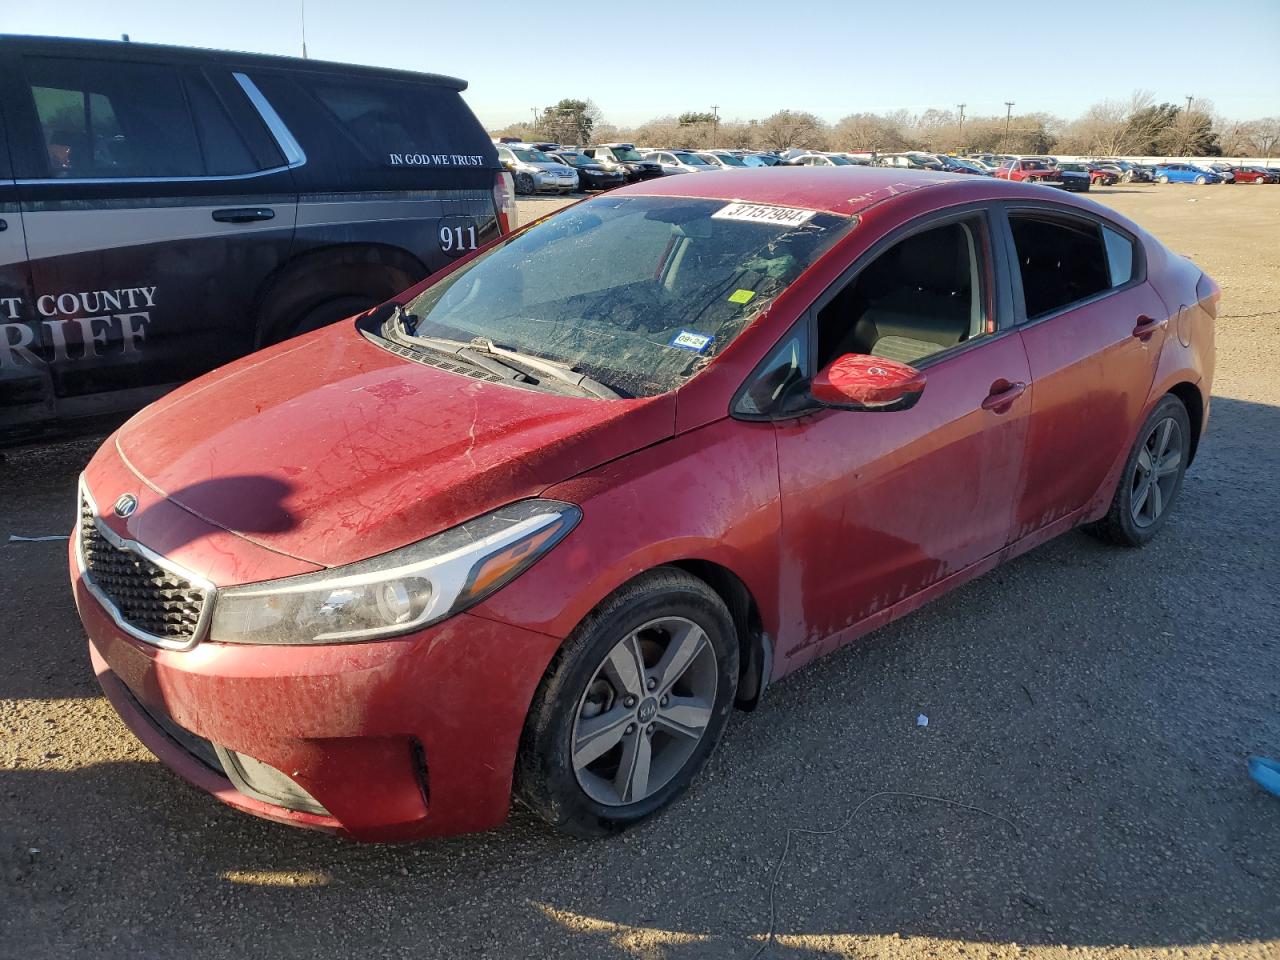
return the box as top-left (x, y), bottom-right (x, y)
top-left (115, 324), bottom-right (675, 568)
top-left (528, 162), bottom-right (575, 173)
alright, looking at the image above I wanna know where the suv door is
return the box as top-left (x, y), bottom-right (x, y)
top-left (0, 56), bottom-right (47, 431)
top-left (1002, 206), bottom-right (1170, 537)
top-left (768, 210), bottom-right (1031, 649)
top-left (7, 48), bottom-right (299, 423)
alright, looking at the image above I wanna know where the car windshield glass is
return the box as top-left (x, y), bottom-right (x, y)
top-left (512, 148), bottom-right (551, 162)
top-left (712, 153), bottom-right (746, 166)
top-left (742, 156), bottom-right (766, 167)
top-left (675, 152), bottom-right (711, 165)
top-left (385, 196), bottom-right (853, 398)
top-left (825, 155), bottom-right (852, 165)
top-left (611, 147), bottom-right (643, 161)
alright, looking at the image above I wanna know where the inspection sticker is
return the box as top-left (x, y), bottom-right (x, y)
top-left (728, 288), bottom-right (757, 305)
top-left (670, 329), bottom-right (714, 352)
top-left (712, 202), bottom-right (817, 227)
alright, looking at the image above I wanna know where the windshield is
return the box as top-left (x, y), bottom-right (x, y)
top-left (742, 155), bottom-right (767, 167)
top-left (711, 153), bottom-right (747, 167)
top-left (384, 196), bottom-right (853, 397)
top-left (610, 147), bottom-right (644, 161)
top-left (512, 148), bottom-right (552, 163)
top-left (674, 152), bottom-right (711, 165)
top-left (826, 155), bottom-right (853, 165)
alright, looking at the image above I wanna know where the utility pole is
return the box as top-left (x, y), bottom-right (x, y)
top-left (711, 105), bottom-right (719, 148)
top-left (531, 107), bottom-right (538, 133)
top-left (956, 103), bottom-right (966, 151)
top-left (1185, 95), bottom-right (1194, 114)
top-left (1003, 101), bottom-right (1015, 148)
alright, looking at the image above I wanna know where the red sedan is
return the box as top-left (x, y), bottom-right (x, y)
top-left (1230, 166), bottom-right (1277, 184)
top-left (73, 169), bottom-right (1218, 841)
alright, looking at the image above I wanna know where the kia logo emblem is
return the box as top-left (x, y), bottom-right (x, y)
top-left (113, 494), bottom-right (138, 518)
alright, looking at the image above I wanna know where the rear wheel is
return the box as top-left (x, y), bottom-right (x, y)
top-left (1084, 395), bottom-right (1191, 547)
top-left (516, 568), bottom-right (739, 837)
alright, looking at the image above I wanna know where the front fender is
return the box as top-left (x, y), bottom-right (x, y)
top-left (468, 417), bottom-right (783, 647)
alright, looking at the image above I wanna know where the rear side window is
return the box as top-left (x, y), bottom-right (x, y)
top-left (23, 57), bottom-right (258, 179)
top-left (1102, 225), bottom-right (1135, 287)
top-left (304, 77), bottom-right (486, 168)
top-left (1009, 215), bottom-right (1110, 319)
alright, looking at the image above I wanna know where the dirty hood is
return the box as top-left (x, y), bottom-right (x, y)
top-left (116, 324), bottom-right (675, 568)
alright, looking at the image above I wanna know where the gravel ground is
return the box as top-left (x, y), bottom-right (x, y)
top-left (2, 184), bottom-right (1277, 960)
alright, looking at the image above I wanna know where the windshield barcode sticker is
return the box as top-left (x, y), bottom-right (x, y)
top-left (713, 202), bottom-right (817, 227)
top-left (670, 330), bottom-right (713, 352)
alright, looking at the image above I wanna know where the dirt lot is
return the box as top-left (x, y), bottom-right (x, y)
top-left (2, 183), bottom-right (1278, 960)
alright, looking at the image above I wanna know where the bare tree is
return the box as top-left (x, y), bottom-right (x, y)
top-left (1244, 117), bottom-right (1280, 158)
top-left (757, 110), bottom-right (827, 151)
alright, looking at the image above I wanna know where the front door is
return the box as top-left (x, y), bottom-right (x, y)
top-left (772, 212), bottom-right (1031, 653)
top-left (6, 48), bottom-right (298, 424)
top-left (1003, 208), bottom-right (1169, 538)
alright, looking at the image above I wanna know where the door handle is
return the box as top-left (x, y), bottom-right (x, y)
top-left (211, 207), bottom-right (275, 223)
top-left (1132, 314), bottom-right (1167, 340)
top-left (981, 380), bottom-right (1027, 411)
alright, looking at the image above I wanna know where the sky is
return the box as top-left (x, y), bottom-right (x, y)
top-left (4, 1), bottom-right (1278, 129)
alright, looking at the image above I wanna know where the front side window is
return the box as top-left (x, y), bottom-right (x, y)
top-left (381, 196), bottom-right (855, 397)
top-left (815, 217), bottom-right (990, 368)
top-left (1010, 215), bottom-right (1111, 319)
top-left (26, 57), bottom-right (203, 178)
top-left (674, 152), bottom-right (710, 165)
top-left (512, 148), bottom-right (551, 163)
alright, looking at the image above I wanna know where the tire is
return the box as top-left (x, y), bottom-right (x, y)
top-left (514, 172), bottom-right (535, 195)
top-left (1195, 175), bottom-right (1207, 184)
top-left (1083, 394), bottom-right (1192, 547)
top-left (516, 567), bottom-right (740, 838)
top-left (1158, 175), bottom-right (1169, 183)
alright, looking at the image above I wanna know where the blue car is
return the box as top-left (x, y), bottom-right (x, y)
top-left (1153, 163), bottom-right (1223, 184)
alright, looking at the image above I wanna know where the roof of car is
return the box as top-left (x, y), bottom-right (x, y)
top-left (611, 166), bottom-right (1052, 218)
top-left (0, 34), bottom-right (468, 90)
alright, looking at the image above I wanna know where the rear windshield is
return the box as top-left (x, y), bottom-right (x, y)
top-left (386, 196), bottom-right (854, 397)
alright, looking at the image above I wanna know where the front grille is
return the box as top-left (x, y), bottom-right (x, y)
top-left (79, 496), bottom-right (207, 646)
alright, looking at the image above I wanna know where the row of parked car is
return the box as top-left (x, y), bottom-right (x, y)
top-left (496, 138), bottom-right (1280, 195)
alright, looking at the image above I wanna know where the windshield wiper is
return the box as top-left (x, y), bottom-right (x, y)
top-left (468, 336), bottom-right (621, 400)
top-left (386, 306), bottom-right (620, 399)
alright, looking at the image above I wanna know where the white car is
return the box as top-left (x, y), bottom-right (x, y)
top-left (785, 152), bottom-right (858, 167)
top-left (697, 151), bottom-right (753, 170)
top-left (643, 150), bottom-right (718, 174)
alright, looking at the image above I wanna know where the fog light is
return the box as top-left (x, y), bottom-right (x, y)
top-left (214, 746), bottom-right (330, 816)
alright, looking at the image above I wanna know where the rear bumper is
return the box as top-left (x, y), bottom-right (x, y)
top-left (75, 559), bottom-right (564, 841)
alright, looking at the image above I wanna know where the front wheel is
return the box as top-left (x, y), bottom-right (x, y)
top-left (514, 172), bottom-right (535, 195)
top-left (1195, 175), bottom-right (1207, 184)
top-left (516, 568), bottom-right (739, 837)
top-left (1158, 175), bottom-right (1169, 183)
top-left (1084, 395), bottom-right (1191, 547)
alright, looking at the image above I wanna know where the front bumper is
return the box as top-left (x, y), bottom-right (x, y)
top-left (74, 555), bottom-right (564, 841)
top-left (533, 172), bottom-right (578, 192)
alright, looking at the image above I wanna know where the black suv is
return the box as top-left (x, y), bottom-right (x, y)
top-left (0, 35), bottom-right (514, 439)
top-left (580, 144), bottom-right (664, 183)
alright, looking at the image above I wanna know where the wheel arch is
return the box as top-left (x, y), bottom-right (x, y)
top-left (665, 559), bottom-right (771, 710)
top-left (252, 241), bottom-right (430, 347)
top-left (1167, 380), bottom-right (1204, 464)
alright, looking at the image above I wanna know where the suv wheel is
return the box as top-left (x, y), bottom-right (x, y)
top-left (516, 568), bottom-right (739, 837)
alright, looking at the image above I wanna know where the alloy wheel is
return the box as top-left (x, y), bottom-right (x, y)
top-left (571, 616), bottom-right (719, 807)
top-left (1130, 417), bottom-right (1183, 528)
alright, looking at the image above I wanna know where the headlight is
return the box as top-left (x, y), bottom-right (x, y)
top-left (209, 500), bottom-right (579, 645)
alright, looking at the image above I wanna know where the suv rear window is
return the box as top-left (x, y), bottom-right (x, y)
top-left (304, 77), bottom-right (488, 168)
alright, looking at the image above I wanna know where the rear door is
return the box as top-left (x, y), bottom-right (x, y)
top-left (1002, 205), bottom-right (1169, 538)
top-left (242, 67), bottom-right (502, 286)
top-left (7, 45), bottom-right (299, 423)
top-left (0, 53), bottom-right (48, 431)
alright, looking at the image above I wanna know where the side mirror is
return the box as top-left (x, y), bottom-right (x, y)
top-left (811, 354), bottom-right (926, 412)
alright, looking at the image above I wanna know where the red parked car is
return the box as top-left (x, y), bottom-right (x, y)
top-left (993, 157), bottom-right (1061, 183)
top-left (1229, 166), bottom-right (1276, 184)
top-left (73, 168), bottom-right (1218, 841)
